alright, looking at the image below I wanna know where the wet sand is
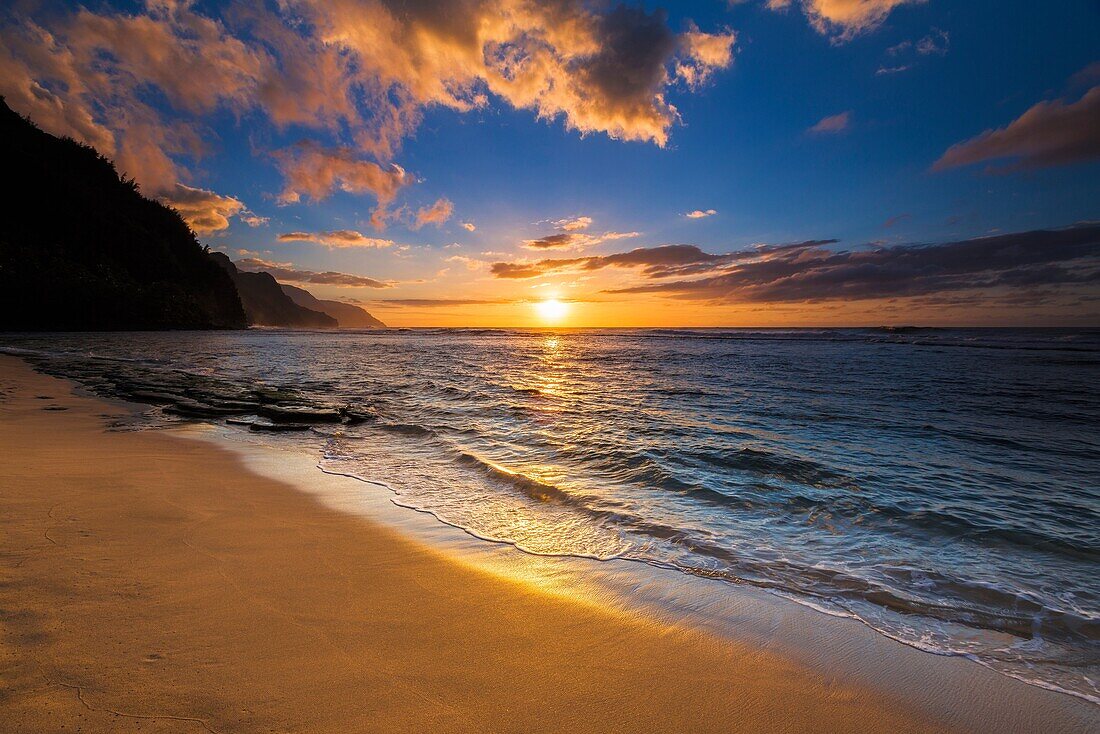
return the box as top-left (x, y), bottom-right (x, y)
top-left (0, 355), bottom-right (1084, 732)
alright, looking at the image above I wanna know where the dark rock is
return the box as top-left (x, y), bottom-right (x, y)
top-left (341, 407), bottom-right (379, 424)
top-left (164, 400), bottom-right (244, 418)
top-left (258, 404), bottom-right (343, 423)
top-left (249, 421), bottom-right (312, 432)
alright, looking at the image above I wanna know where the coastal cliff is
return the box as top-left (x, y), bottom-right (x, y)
top-left (210, 253), bottom-right (336, 329)
top-left (0, 97), bottom-right (246, 330)
top-left (280, 283), bottom-right (386, 328)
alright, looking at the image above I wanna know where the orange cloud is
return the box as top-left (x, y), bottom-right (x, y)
top-left (552, 216), bottom-right (593, 231)
top-left (808, 111), bottom-right (851, 134)
top-left (676, 24), bottom-right (737, 88)
top-left (277, 231), bottom-right (395, 248)
top-left (933, 86), bottom-right (1100, 172)
top-left (522, 231), bottom-right (641, 251)
top-left (413, 198), bottom-right (454, 229)
top-left (160, 183), bottom-right (246, 234)
top-left (772, 0), bottom-right (922, 41)
top-left (272, 142), bottom-right (413, 225)
top-left (240, 211), bottom-right (269, 227)
top-left (1, 1), bottom-right (736, 218)
top-left (67, 4), bottom-right (266, 117)
top-left (0, 20), bottom-right (116, 158)
top-left (299, 0), bottom-right (737, 148)
top-left (685, 209), bottom-right (717, 219)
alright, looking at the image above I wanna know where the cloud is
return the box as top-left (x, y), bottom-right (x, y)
top-left (371, 299), bottom-right (510, 307)
top-left (878, 27), bottom-right (947, 74)
top-left (603, 225), bottom-right (1100, 304)
top-left (876, 64), bottom-right (912, 76)
top-left (0, 2), bottom-right (266, 193)
top-left (0, 1), bottom-right (737, 212)
top-left (413, 197), bottom-right (454, 229)
top-left (0, 20), bottom-right (116, 160)
top-left (675, 23), bottom-right (737, 88)
top-left (808, 111), bottom-right (851, 134)
top-left (883, 213), bottom-right (910, 228)
top-left (552, 216), bottom-right (594, 231)
top-left (160, 183), bottom-right (245, 234)
top-left (276, 230), bottom-right (395, 248)
top-left (231, 5), bottom-right (359, 137)
top-left (294, 0), bottom-right (737, 148)
top-left (445, 255), bottom-right (487, 271)
top-left (461, 222), bottom-right (477, 232)
top-left (239, 211), bottom-right (269, 227)
top-left (915, 28), bottom-right (949, 56)
top-left (272, 141), bottom-right (414, 225)
top-left (235, 258), bottom-right (391, 288)
top-left (779, 1), bottom-right (924, 42)
top-left (1069, 62), bottom-right (1100, 91)
top-left (521, 231), bottom-right (641, 251)
top-left (933, 86), bottom-right (1100, 172)
top-left (490, 242), bottom-right (831, 279)
top-left (685, 209), bottom-right (717, 219)
top-left (885, 40), bottom-right (911, 56)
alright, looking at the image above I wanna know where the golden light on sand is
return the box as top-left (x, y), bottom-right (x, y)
top-left (534, 298), bottom-right (569, 324)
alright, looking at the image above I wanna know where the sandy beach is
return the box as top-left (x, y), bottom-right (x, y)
top-left (0, 353), bottom-right (1093, 733)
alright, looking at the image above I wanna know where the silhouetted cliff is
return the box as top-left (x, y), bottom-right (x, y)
top-left (0, 98), bottom-right (246, 330)
top-left (280, 284), bottom-right (386, 328)
top-left (210, 254), bottom-right (336, 328)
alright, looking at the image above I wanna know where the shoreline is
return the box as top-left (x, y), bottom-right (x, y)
top-left (183, 421), bottom-right (1100, 732)
top-left (1, 355), bottom-right (1096, 732)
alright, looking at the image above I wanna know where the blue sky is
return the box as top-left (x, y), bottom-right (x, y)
top-left (2, 0), bottom-right (1098, 325)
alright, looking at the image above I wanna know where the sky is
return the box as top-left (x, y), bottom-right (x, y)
top-left (1, 0), bottom-right (1098, 327)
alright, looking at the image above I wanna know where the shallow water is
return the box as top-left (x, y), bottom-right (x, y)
top-left (3, 327), bottom-right (1098, 701)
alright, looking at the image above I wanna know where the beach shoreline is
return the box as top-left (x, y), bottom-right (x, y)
top-left (0, 354), bottom-right (1095, 733)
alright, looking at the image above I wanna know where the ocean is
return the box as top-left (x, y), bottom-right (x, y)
top-left (3, 327), bottom-right (1097, 702)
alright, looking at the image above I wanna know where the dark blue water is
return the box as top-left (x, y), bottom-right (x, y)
top-left (3, 327), bottom-right (1098, 701)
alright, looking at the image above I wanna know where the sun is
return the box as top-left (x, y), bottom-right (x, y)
top-left (534, 298), bottom-right (570, 324)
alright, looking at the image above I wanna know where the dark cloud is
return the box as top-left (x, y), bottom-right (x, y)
top-left (604, 225), bottom-right (1100, 304)
top-left (371, 299), bottom-right (510, 307)
top-left (521, 230), bottom-right (640, 250)
top-left (580, 6), bottom-right (678, 115)
top-left (490, 241), bottom-right (839, 279)
top-left (934, 86), bottom-right (1100, 171)
top-left (235, 258), bottom-right (391, 288)
top-left (525, 233), bottom-right (576, 250)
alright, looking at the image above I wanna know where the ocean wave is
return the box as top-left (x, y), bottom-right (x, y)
top-left (5, 327), bottom-right (1097, 703)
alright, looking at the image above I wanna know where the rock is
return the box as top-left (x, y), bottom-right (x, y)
top-left (341, 406), bottom-right (379, 424)
top-left (164, 400), bottom-right (245, 418)
top-left (249, 421), bottom-right (312, 432)
top-left (258, 405), bottom-right (343, 423)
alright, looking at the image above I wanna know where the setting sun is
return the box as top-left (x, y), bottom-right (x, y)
top-left (534, 298), bottom-right (569, 323)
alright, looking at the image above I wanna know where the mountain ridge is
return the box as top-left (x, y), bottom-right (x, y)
top-left (280, 283), bottom-right (386, 328)
top-left (0, 97), bottom-right (247, 330)
top-left (209, 253), bottom-right (336, 328)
